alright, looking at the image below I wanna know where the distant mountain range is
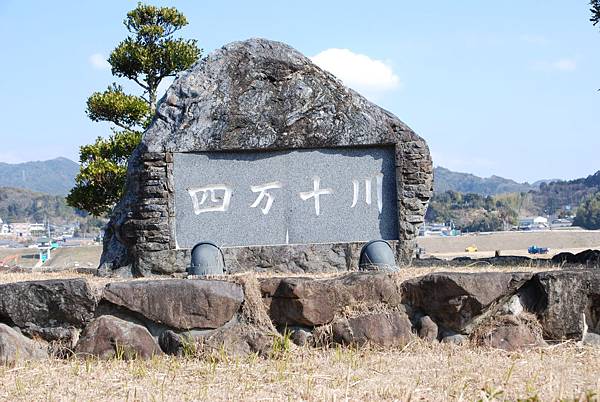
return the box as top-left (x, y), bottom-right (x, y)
top-left (0, 157), bottom-right (79, 195)
top-left (433, 167), bottom-right (537, 196)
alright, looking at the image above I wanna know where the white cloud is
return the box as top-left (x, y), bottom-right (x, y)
top-left (89, 53), bottom-right (111, 70)
top-left (551, 58), bottom-right (577, 71)
top-left (520, 34), bottom-right (548, 45)
top-left (311, 48), bottom-right (400, 98)
top-left (532, 58), bottom-right (577, 72)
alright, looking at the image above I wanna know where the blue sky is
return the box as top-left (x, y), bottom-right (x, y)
top-left (0, 1), bottom-right (598, 183)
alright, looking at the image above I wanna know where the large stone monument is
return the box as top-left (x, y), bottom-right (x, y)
top-left (100, 38), bottom-right (433, 277)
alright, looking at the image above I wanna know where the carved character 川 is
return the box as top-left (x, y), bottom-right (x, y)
top-left (351, 173), bottom-right (384, 213)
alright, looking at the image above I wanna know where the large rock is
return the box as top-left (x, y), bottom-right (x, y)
top-left (260, 272), bottom-right (403, 326)
top-left (471, 315), bottom-right (545, 351)
top-left (100, 38), bottom-right (433, 276)
top-left (0, 323), bottom-right (48, 364)
top-left (524, 270), bottom-right (600, 339)
top-left (331, 311), bottom-right (413, 347)
top-left (102, 279), bottom-right (244, 330)
top-left (417, 315), bottom-right (439, 341)
top-left (402, 272), bottom-right (533, 333)
top-left (223, 243), bottom-right (366, 274)
top-left (75, 315), bottom-right (162, 359)
top-left (201, 322), bottom-right (274, 357)
top-left (551, 249), bottom-right (600, 266)
top-left (583, 332), bottom-right (600, 346)
top-left (0, 279), bottom-right (97, 335)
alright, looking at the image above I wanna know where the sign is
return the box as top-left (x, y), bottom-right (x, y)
top-left (173, 146), bottom-right (398, 247)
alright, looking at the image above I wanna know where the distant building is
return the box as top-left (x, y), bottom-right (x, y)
top-left (518, 216), bottom-right (548, 230)
top-left (29, 223), bottom-right (46, 237)
top-left (419, 222), bottom-right (461, 237)
top-left (8, 222), bottom-right (47, 238)
top-left (10, 222), bottom-right (31, 237)
top-left (0, 218), bottom-right (9, 235)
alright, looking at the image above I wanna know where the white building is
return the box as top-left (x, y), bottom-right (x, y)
top-left (10, 222), bottom-right (31, 237)
top-left (29, 223), bottom-right (46, 237)
top-left (518, 216), bottom-right (548, 230)
top-left (0, 218), bottom-right (9, 235)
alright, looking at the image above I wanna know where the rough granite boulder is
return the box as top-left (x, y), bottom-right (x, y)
top-left (200, 321), bottom-right (275, 357)
top-left (101, 279), bottom-right (244, 330)
top-left (75, 315), bottom-right (162, 359)
top-left (0, 323), bottom-right (48, 364)
top-left (417, 315), bottom-right (439, 341)
top-left (0, 279), bottom-right (98, 340)
top-left (402, 272), bottom-right (533, 333)
top-left (523, 270), bottom-right (600, 339)
top-left (260, 272), bottom-right (403, 327)
top-left (471, 315), bottom-right (545, 351)
top-left (331, 311), bottom-right (413, 347)
top-left (99, 38), bottom-right (433, 276)
top-left (551, 249), bottom-right (600, 267)
top-left (583, 332), bottom-right (600, 346)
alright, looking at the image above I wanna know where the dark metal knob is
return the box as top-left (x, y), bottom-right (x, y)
top-left (359, 240), bottom-right (397, 271)
top-left (189, 241), bottom-right (225, 276)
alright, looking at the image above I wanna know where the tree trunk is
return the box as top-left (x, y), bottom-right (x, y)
top-left (149, 87), bottom-right (157, 116)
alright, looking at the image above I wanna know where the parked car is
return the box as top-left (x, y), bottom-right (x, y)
top-left (528, 245), bottom-right (549, 254)
top-left (465, 245), bottom-right (478, 253)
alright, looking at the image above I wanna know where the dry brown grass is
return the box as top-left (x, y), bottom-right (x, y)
top-left (1, 341), bottom-right (599, 401)
top-left (0, 264), bottom-right (562, 287)
top-left (0, 270), bottom-right (96, 285)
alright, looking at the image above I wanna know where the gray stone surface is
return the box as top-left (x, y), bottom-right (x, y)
top-left (524, 269), bottom-right (600, 339)
top-left (0, 279), bottom-right (98, 333)
top-left (402, 272), bottom-right (533, 334)
top-left (260, 272), bottom-right (404, 327)
top-left (173, 147), bottom-right (398, 248)
top-left (331, 311), bottom-right (413, 347)
top-left (75, 315), bottom-right (162, 359)
top-left (583, 332), bottom-right (600, 346)
top-left (441, 334), bottom-right (467, 345)
top-left (472, 315), bottom-right (545, 351)
top-left (100, 38), bottom-right (433, 276)
top-left (418, 315), bottom-right (438, 341)
top-left (0, 323), bottom-right (48, 364)
top-left (101, 279), bottom-right (244, 330)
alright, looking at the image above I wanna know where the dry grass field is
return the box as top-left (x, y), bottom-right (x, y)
top-left (0, 264), bottom-right (562, 286)
top-left (418, 230), bottom-right (600, 259)
top-left (0, 341), bottom-right (599, 401)
top-left (0, 245), bottom-right (102, 269)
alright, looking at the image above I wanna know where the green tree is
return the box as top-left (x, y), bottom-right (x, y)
top-left (591, 0), bottom-right (600, 26)
top-left (574, 192), bottom-right (600, 230)
top-left (67, 3), bottom-right (201, 216)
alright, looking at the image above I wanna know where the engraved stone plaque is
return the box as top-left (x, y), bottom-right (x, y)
top-left (173, 146), bottom-right (398, 248)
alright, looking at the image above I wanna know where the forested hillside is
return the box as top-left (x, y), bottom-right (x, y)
top-left (0, 187), bottom-right (103, 230)
top-left (532, 171), bottom-right (600, 214)
top-left (0, 157), bottom-right (79, 195)
top-left (425, 191), bottom-right (529, 232)
top-left (433, 167), bottom-right (535, 196)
